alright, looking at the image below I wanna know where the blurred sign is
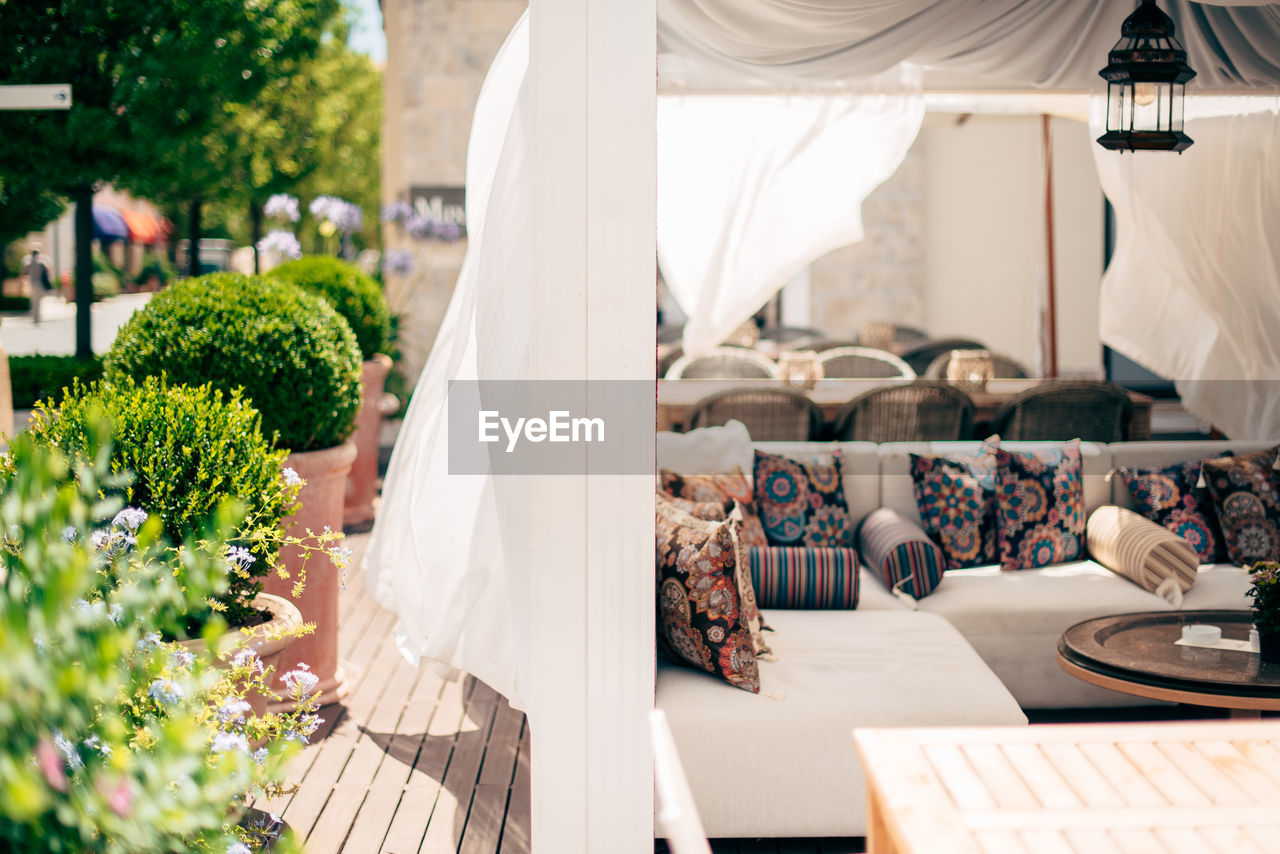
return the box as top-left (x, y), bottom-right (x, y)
top-left (0, 84), bottom-right (72, 109)
top-left (409, 186), bottom-right (466, 237)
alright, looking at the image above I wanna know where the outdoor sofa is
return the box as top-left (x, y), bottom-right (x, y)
top-left (655, 434), bottom-right (1267, 838)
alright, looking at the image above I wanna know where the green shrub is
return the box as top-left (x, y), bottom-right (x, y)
top-left (136, 250), bottom-right (178, 286)
top-left (8, 354), bottom-right (104, 409)
top-left (91, 270), bottom-right (120, 298)
top-left (268, 256), bottom-right (391, 360)
top-left (0, 294), bottom-right (31, 312)
top-left (21, 375), bottom-right (299, 627)
top-left (104, 272), bottom-right (362, 452)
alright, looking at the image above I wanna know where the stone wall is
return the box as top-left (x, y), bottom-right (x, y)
top-left (382, 0), bottom-right (526, 383)
top-left (806, 135), bottom-right (926, 340)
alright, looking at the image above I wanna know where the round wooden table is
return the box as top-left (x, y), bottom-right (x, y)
top-left (1057, 610), bottom-right (1280, 718)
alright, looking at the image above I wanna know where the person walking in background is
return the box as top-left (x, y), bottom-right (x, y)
top-left (24, 246), bottom-right (52, 325)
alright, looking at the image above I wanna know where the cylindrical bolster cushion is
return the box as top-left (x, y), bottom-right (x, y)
top-left (857, 507), bottom-right (947, 600)
top-left (1087, 505), bottom-right (1199, 597)
top-left (747, 547), bottom-right (859, 609)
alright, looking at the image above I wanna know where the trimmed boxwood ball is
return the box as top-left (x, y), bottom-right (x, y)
top-left (20, 375), bottom-right (298, 627)
top-left (105, 273), bottom-right (362, 453)
top-left (268, 256), bottom-right (392, 360)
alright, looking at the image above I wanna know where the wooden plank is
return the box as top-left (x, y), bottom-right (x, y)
top-left (1038, 743), bottom-right (1124, 809)
top-left (1013, 831), bottom-right (1074, 854)
top-left (498, 724), bottom-right (531, 854)
top-left (1061, 829), bottom-right (1123, 854)
top-left (998, 745), bottom-right (1082, 810)
top-left (478, 702), bottom-right (525, 786)
top-left (1191, 740), bottom-right (1280, 800)
top-left (458, 783), bottom-right (511, 854)
top-left (959, 745), bottom-right (1039, 810)
top-left (1151, 828), bottom-right (1219, 854)
top-left (1107, 828), bottom-right (1166, 854)
top-left (923, 744), bottom-right (998, 811)
top-left (1197, 827), bottom-right (1264, 854)
top-left (1152, 741), bottom-right (1249, 804)
top-left (1113, 742), bottom-right (1212, 807)
top-left (1076, 742), bottom-right (1167, 808)
top-left (971, 831), bottom-right (1028, 854)
top-left (418, 679), bottom-right (501, 853)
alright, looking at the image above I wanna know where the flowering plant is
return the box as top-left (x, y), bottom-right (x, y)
top-left (310, 195), bottom-right (363, 235)
top-left (1247, 561), bottom-right (1280, 635)
top-left (256, 229), bottom-right (303, 262)
top-left (0, 428), bottom-right (312, 852)
top-left (264, 194), bottom-right (301, 223)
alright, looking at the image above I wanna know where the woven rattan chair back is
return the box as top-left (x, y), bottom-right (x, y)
top-left (657, 346), bottom-right (684, 378)
top-left (758, 326), bottom-right (824, 349)
top-left (832, 381), bottom-right (975, 442)
top-left (899, 337), bottom-right (987, 376)
top-left (665, 348), bottom-right (779, 380)
top-left (989, 380), bottom-right (1133, 442)
top-left (816, 346), bottom-right (915, 380)
top-left (923, 351), bottom-right (1032, 380)
top-left (687, 387), bottom-right (825, 442)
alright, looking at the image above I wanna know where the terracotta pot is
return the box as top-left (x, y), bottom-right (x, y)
top-left (1261, 631), bottom-right (1280, 665)
top-left (265, 439), bottom-right (357, 709)
top-left (180, 592), bottom-right (302, 716)
top-left (343, 354), bottom-right (393, 527)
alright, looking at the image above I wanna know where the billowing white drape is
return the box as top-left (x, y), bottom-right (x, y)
top-left (363, 16), bottom-right (534, 709)
top-left (1091, 98), bottom-right (1280, 440)
top-left (658, 0), bottom-right (1280, 90)
top-left (658, 80), bottom-right (924, 356)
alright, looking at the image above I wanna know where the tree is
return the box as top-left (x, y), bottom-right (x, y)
top-left (0, 0), bottom-right (337, 357)
top-left (0, 176), bottom-right (67, 251)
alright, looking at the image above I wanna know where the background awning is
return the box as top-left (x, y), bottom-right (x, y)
top-left (119, 208), bottom-right (163, 244)
top-left (91, 204), bottom-right (129, 243)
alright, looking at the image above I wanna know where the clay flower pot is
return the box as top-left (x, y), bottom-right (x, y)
top-left (1261, 632), bottom-right (1280, 665)
top-left (180, 592), bottom-right (302, 716)
top-left (265, 439), bottom-right (358, 710)
top-left (343, 354), bottom-right (394, 527)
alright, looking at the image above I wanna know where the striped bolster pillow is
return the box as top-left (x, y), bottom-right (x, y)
top-left (858, 508), bottom-right (947, 600)
top-left (747, 547), bottom-right (860, 609)
top-left (1087, 506), bottom-right (1198, 604)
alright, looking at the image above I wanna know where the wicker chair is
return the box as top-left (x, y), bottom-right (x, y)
top-left (899, 337), bottom-right (988, 376)
top-left (988, 380), bottom-right (1133, 442)
top-left (831, 381), bottom-right (975, 442)
top-left (923, 350), bottom-right (1031, 380)
top-left (891, 324), bottom-right (930, 346)
top-left (810, 338), bottom-right (864, 352)
top-left (657, 346), bottom-right (685, 379)
top-left (816, 346), bottom-right (915, 380)
top-left (687, 387), bottom-right (825, 441)
top-left (665, 348), bottom-right (779, 380)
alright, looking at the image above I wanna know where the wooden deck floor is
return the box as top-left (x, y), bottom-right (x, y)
top-left (258, 530), bottom-right (531, 854)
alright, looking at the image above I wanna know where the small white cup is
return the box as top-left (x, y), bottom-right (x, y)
top-left (1182, 624), bottom-right (1222, 645)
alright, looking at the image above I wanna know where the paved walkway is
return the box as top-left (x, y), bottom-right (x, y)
top-left (0, 293), bottom-right (153, 356)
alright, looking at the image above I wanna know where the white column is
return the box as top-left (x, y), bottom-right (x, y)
top-left (528, 2), bottom-right (656, 853)
top-left (780, 268), bottom-right (812, 327)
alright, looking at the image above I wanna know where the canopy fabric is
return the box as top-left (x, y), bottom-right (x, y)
top-left (1091, 97), bottom-right (1280, 440)
top-left (118, 208), bottom-right (162, 244)
top-left (91, 204), bottom-right (129, 243)
top-left (658, 84), bottom-right (924, 356)
top-left (658, 1), bottom-right (1280, 91)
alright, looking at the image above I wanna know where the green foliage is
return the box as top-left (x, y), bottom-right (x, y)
top-left (104, 273), bottom-right (361, 452)
top-left (0, 430), bottom-right (270, 852)
top-left (135, 250), bottom-right (178, 286)
top-left (0, 177), bottom-right (66, 249)
top-left (269, 256), bottom-right (390, 359)
top-left (20, 376), bottom-right (299, 628)
top-left (7, 355), bottom-right (104, 410)
top-left (1248, 561), bottom-right (1280, 635)
top-left (0, 295), bottom-right (31, 312)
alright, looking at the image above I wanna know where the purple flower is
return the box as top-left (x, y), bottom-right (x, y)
top-left (282, 664), bottom-right (319, 699)
top-left (211, 732), bottom-right (250, 754)
top-left (226, 546), bottom-right (255, 571)
top-left (112, 507), bottom-right (148, 531)
top-left (217, 698), bottom-right (252, 724)
top-left (148, 678), bottom-right (183, 705)
top-left (382, 249), bottom-right (414, 275)
top-left (310, 196), bottom-right (363, 234)
top-left (257, 230), bottom-right (302, 260)
top-left (264, 194), bottom-right (301, 223)
top-left (381, 201), bottom-right (414, 224)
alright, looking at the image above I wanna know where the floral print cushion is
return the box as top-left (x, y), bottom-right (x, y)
top-left (752, 449), bottom-right (852, 549)
top-left (1120, 454), bottom-right (1231, 563)
top-left (655, 491), bottom-right (726, 522)
top-left (1201, 446), bottom-right (1280, 565)
top-left (909, 439), bottom-right (999, 570)
top-left (993, 440), bottom-right (1086, 571)
top-left (659, 469), bottom-right (767, 548)
top-left (654, 505), bottom-right (760, 693)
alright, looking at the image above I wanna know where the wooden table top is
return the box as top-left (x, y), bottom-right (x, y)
top-left (1057, 610), bottom-right (1280, 713)
top-left (855, 720), bottom-right (1280, 854)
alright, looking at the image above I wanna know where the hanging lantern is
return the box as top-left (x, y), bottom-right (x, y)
top-left (1097, 0), bottom-right (1196, 153)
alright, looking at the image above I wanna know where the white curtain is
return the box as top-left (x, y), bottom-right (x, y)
top-left (1091, 98), bottom-right (1280, 440)
top-left (658, 80), bottom-right (924, 356)
top-left (658, 1), bottom-right (1280, 91)
top-left (363, 16), bottom-right (534, 709)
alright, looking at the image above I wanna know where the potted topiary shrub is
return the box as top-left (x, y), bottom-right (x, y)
top-left (17, 376), bottom-right (331, 695)
top-left (104, 272), bottom-right (363, 705)
top-left (1248, 561), bottom-right (1280, 664)
top-left (268, 256), bottom-right (394, 527)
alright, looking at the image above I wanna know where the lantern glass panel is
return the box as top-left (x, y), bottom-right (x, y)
top-left (1171, 83), bottom-right (1185, 132)
top-left (1107, 82), bottom-right (1125, 131)
top-left (1133, 82), bottom-right (1160, 131)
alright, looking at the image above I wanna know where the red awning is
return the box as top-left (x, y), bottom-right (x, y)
top-left (119, 208), bottom-right (163, 245)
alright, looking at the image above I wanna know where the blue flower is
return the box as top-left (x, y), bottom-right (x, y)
top-left (211, 732), bottom-right (250, 754)
top-left (217, 698), bottom-right (252, 724)
top-left (264, 193), bottom-right (300, 222)
top-left (226, 546), bottom-right (256, 571)
top-left (256, 230), bottom-right (302, 260)
top-left (170, 648), bottom-right (195, 669)
top-left (148, 678), bottom-right (183, 705)
top-left (112, 507), bottom-right (148, 531)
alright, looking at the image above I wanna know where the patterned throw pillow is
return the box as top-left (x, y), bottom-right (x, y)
top-left (909, 439), bottom-right (999, 570)
top-left (752, 450), bottom-right (852, 548)
top-left (857, 507), bottom-right (947, 599)
top-left (659, 468), bottom-right (767, 547)
top-left (1120, 454), bottom-right (1231, 563)
top-left (993, 440), bottom-right (1086, 571)
top-left (747, 547), bottom-right (860, 609)
top-left (656, 495), bottom-right (769, 657)
top-left (1201, 446), bottom-right (1280, 565)
top-left (654, 508), bottom-right (760, 693)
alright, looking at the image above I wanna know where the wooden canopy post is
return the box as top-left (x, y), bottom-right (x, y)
top-left (1042, 113), bottom-right (1060, 378)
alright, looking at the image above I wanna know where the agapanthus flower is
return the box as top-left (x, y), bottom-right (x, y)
top-left (211, 732), bottom-right (250, 754)
top-left (112, 507), bottom-right (148, 531)
top-left (257, 229), bottom-right (302, 261)
top-left (310, 196), bottom-right (363, 234)
top-left (381, 249), bottom-right (414, 275)
top-left (264, 193), bottom-right (301, 223)
top-left (148, 678), bottom-right (183, 705)
top-left (381, 200), bottom-right (414, 224)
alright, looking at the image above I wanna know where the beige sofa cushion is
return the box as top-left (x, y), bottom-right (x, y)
top-left (1086, 505), bottom-right (1199, 602)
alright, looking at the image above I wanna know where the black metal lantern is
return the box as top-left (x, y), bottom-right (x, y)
top-left (1097, 0), bottom-right (1196, 152)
